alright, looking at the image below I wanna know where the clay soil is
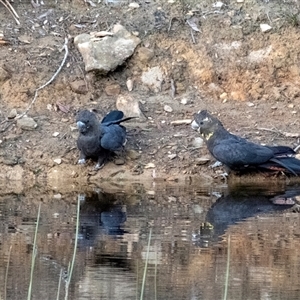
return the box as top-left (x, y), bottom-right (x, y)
top-left (1, 0), bottom-right (300, 193)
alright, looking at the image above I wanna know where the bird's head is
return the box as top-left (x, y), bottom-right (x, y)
top-left (76, 110), bottom-right (99, 134)
top-left (191, 110), bottom-right (223, 140)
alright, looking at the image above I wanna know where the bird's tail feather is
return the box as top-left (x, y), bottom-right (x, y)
top-left (265, 157), bottom-right (300, 175)
top-left (101, 110), bottom-right (124, 123)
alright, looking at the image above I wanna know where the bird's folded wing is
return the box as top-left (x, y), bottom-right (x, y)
top-left (212, 140), bottom-right (274, 166)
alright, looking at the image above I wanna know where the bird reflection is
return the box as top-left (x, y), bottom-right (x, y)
top-left (78, 190), bottom-right (127, 248)
top-left (192, 185), bottom-right (300, 247)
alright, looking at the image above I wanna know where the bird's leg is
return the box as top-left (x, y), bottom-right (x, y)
top-left (209, 161), bottom-right (223, 169)
top-left (78, 152), bottom-right (87, 164)
top-left (95, 152), bottom-right (109, 170)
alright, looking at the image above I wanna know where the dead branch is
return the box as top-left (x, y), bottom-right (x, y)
top-left (16, 37), bottom-right (69, 120)
top-left (0, 0), bottom-right (20, 25)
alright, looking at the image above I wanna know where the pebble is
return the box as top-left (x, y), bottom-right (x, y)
top-left (260, 24), bottom-right (272, 33)
top-left (126, 79), bottom-right (134, 91)
top-left (180, 98), bottom-right (189, 105)
top-left (219, 92), bottom-right (228, 100)
top-left (129, 2), bottom-right (140, 8)
top-left (17, 117), bottom-right (37, 130)
top-left (145, 162), bottom-right (155, 169)
top-left (53, 194), bottom-right (62, 200)
top-left (69, 80), bottom-right (88, 94)
top-left (52, 132), bottom-right (60, 137)
top-left (53, 158), bottom-right (62, 165)
top-left (164, 105), bottom-right (173, 112)
top-left (8, 109), bottom-right (17, 119)
top-left (168, 154), bottom-right (177, 160)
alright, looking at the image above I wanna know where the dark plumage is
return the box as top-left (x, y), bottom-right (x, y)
top-left (192, 110), bottom-right (300, 175)
top-left (76, 109), bottom-right (134, 169)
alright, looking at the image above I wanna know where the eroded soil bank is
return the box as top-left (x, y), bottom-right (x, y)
top-left (1, 0), bottom-right (300, 193)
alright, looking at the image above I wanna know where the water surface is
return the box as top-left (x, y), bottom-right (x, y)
top-left (1, 182), bottom-right (300, 299)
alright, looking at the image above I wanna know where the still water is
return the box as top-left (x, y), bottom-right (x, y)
top-left (1, 182), bottom-right (300, 299)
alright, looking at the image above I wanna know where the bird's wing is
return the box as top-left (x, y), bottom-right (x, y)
top-left (100, 124), bottom-right (126, 151)
top-left (212, 139), bottom-right (274, 167)
top-left (101, 110), bottom-right (124, 124)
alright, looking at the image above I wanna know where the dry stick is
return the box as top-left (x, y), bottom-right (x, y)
top-left (1, 0), bottom-right (20, 25)
top-left (16, 37), bottom-right (69, 120)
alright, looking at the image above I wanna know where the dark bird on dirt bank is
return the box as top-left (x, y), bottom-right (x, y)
top-left (191, 110), bottom-right (300, 175)
top-left (76, 109), bottom-right (134, 169)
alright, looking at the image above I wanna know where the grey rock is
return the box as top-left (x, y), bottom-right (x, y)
top-left (74, 24), bottom-right (141, 73)
top-left (8, 109), bottom-right (17, 119)
top-left (17, 117), bottom-right (37, 130)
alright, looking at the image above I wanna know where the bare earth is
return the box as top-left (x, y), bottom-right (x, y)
top-left (1, 0), bottom-right (300, 193)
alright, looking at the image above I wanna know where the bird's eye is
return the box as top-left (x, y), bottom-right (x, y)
top-left (199, 121), bottom-right (204, 125)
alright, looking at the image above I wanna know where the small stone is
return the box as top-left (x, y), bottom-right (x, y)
top-left (17, 117), bottom-right (37, 130)
top-left (192, 137), bottom-right (204, 148)
top-left (288, 104), bottom-right (294, 108)
top-left (168, 154), bottom-right (177, 160)
top-left (236, 0), bottom-right (244, 2)
top-left (129, 2), bottom-right (140, 8)
top-left (146, 190), bottom-right (155, 195)
top-left (164, 105), bottom-right (173, 112)
top-left (141, 66), bottom-right (164, 92)
top-left (53, 213), bottom-right (60, 218)
top-left (70, 125), bottom-right (78, 132)
top-left (126, 79), bottom-right (134, 91)
top-left (8, 109), bottom-right (17, 119)
top-left (127, 149), bottom-right (141, 160)
top-left (260, 24), bottom-right (272, 33)
top-left (213, 1), bottom-right (224, 8)
top-left (219, 92), bottom-right (228, 100)
top-left (195, 157), bottom-right (211, 165)
top-left (105, 83), bottom-right (121, 96)
top-left (53, 194), bottom-right (62, 200)
top-left (145, 162), bottom-right (155, 169)
top-left (246, 102), bottom-right (255, 107)
top-left (180, 98), bottom-right (189, 105)
top-left (70, 80), bottom-right (88, 94)
top-left (52, 132), bottom-right (60, 137)
top-left (114, 158), bottom-right (125, 165)
top-left (53, 158), bottom-right (62, 165)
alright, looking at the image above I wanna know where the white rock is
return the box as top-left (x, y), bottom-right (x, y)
top-left (164, 105), bottom-right (173, 112)
top-left (129, 2), bottom-right (140, 8)
top-left (168, 154), bottom-right (177, 160)
top-left (53, 194), bottom-right (62, 200)
top-left (52, 132), bottom-right (60, 137)
top-left (53, 158), bottom-right (62, 165)
top-left (126, 78), bottom-right (133, 91)
top-left (145, 162), bottom-right (155, 169)
top-left (213, 1), bottom-right (224, 8)
top-left (180, 98), bottom-right (189, 105)
top-left (260, 24), bottom-right (272, 33)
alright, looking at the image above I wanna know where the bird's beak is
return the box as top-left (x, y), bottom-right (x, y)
top-left (191, 120), bottom-right (199, 131)
top-left (77, 121), bottom-right (85, 130)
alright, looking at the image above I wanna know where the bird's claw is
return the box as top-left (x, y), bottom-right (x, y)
top-left (78, 158), bottom-right (86, 164)
top-left (94, 163), bottom-right (104, 170)
top-left (209, 161), bottom-right (223, 169)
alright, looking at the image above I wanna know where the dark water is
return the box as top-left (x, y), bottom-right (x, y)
top-left (1, 183), bottom-right (300, 299)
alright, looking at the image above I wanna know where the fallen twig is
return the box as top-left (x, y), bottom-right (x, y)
top-left (171, 119), bottom-right (192, 125)
top-left (0, 0), bottom-right (20, 25)
top-left (16, 38), bottom-right (69, 120)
